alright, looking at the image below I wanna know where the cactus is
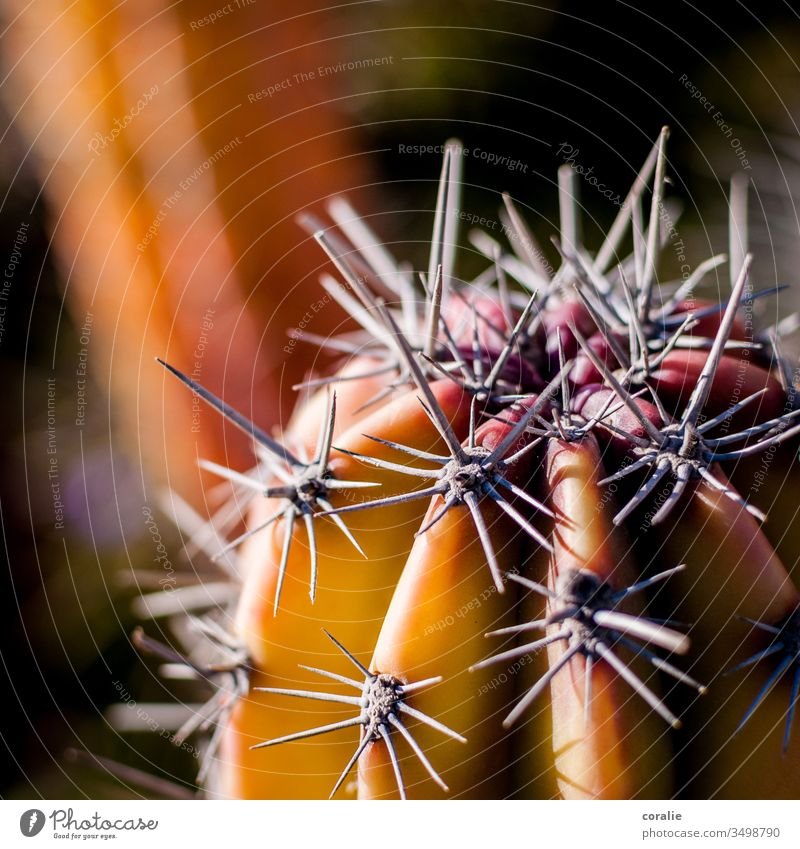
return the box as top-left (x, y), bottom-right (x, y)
top-left (135, 130), bottom-right (800, 800)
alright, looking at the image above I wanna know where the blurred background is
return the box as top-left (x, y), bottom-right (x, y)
top-left (1, 0), bottom-right (800, 798)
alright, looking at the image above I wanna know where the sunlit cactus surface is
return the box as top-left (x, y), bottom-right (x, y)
top-left (136, 131), bottom-right (800, 800)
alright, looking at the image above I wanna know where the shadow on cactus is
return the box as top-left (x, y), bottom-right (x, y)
top-left (118, 130), bottom-right (800, 799)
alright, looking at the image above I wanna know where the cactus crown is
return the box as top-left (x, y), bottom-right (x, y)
top-left (131, 127), bottom-right (800, 798)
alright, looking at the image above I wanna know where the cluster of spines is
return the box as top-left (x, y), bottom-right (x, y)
top-left (128, 129), bottom-right (800, 797)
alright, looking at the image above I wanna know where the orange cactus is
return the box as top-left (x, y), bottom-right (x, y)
top-left (132, 132), bottom-right (800, 800)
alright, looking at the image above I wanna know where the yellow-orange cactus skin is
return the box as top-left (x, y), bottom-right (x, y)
top-left (650, 471), bottom-right (800, 798)
top-left (288, 358), bottom-right (406, 449)
top-left (513, 541), bottom-right (560, 800)
top-left (357, 503), bottom-right (521, 799)
top-left (542, 436), bottom-right (673, 799)
top-left (129, 132), bottom-right (800, 803)
top-left (219, 381), bottom-right (470, 799)
top-left (358, 407), bottom-right (544, 799)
